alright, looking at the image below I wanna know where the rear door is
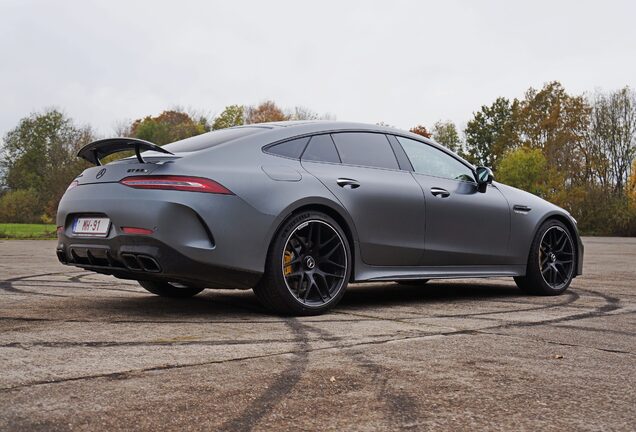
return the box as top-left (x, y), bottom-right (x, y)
top-left (301, 132), bottom-right (425, 266)
top-left (395, 136), bottom-right (511, 266)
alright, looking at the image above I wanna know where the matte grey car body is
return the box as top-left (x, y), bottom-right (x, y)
top-left (56, 121), bottom-right (583, 313)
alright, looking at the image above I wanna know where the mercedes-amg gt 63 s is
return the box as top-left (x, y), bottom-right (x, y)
top-left (56, 121), bottom-right (583, 315)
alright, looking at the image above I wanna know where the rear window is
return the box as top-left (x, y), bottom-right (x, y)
top-left (331, 132), bottom-right (399, 169)
top-left (302, 135), bottom-right (341, 163)
top-left (161, 127), bottom-right (265, 153)
top-left (266, 137), bottom-right (310, 159)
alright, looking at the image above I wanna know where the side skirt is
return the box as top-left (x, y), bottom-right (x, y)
top-left (354, 264), bottom-right (526, 282)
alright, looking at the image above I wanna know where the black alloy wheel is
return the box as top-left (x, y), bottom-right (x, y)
top-left (538, 225), bottom-right (575, 290)
top-left (515, 220), bottom-right (576, 295)
top-left (282, 219), bottom-right (347, 306)
top-left (254, 211), bottom-right (351, 315)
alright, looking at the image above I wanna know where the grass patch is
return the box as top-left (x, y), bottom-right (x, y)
top-left (0, 223), bottom-right (57, 239)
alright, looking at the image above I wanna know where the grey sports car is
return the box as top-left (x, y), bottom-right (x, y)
top-left (56, 121), bottom-right (583, 315)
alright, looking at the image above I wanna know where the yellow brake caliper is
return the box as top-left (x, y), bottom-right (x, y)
top-left (283, 250), bottom-right (293, 276)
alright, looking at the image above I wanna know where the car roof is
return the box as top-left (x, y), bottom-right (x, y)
top-left (252, 120), bottom-right (401, 133)
top-left (237, 120), bottom-right (433, 143)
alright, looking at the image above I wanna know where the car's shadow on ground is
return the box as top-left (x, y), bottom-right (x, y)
top-left (81, 281), bottom-right (526, 320)
top-left (340, 281), bottom-right (522, 308)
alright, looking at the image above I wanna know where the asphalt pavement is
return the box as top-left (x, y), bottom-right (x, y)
top-left (0, 237), bottom-right (634, 431)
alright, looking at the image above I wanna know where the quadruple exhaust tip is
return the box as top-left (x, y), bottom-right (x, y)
top-left (121, 253), bottom-right (161, 273)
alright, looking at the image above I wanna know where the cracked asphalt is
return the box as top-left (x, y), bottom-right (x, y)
top-left (0, 237), bottom-right (634, 431)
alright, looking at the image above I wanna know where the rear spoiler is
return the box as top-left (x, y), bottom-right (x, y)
top-left (77, 138), bottom-right (174, 166)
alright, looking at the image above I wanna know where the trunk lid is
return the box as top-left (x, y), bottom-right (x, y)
top-left (76, 158), bottom-right (178, 185)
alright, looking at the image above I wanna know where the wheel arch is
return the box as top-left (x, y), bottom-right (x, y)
top-left (533, 212), bottom-right (581, 276)
top-left (265, 198), bottom-right (359, 281)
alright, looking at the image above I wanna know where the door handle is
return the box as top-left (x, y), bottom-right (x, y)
top-left (336, 178), bottom-right (360, 189)
top-left (430, 187), bottom-right (450, 198)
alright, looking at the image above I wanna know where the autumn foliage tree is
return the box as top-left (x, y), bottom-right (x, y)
top-left (586, 88), bottom-right (636, 192)
top-left (212, 105), bottom-right (245, 130)
top-left (497, 147), bottom-right (559, 199)
top-left (515, 82), bottom-right (591, 185)
top-left (432, 121), bottom-right (461, 153)
top-left (245, 101), bottom-right (288, 124)
top-left (463, 97), bottom-right (518, 169)
top-left (130, 110), bottom-right (209, 145)
top-left (212, 103), bottom-right (332, 130)
top-left (629, 160), bottom-right (636, 206)
top-left (462, 82), bottom-right (636, 235)
top-left (409, 125), bottom-right (432, 138)
top-left (1, 92), bottom-right (634, 235)
top-left (289, 106), bottom-right (320, 121)
top-left (0, 109), bottom-right (93, 221)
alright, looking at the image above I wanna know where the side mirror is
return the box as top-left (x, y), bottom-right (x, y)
top-left (475, 166), bottom-right (494, 192)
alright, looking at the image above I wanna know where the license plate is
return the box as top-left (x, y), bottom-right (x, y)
top-left (73, 217), bottom-right (111, 237)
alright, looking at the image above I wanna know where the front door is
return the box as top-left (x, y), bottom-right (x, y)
top-left (395, 136), bottom-right (510, 266)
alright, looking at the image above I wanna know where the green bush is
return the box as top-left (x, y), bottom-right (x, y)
top-left (0, 189), bottom-right (42, 223)
top-left (497, 147), bottom-right (555, 198)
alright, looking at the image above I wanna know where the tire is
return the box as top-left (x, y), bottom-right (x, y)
top-left (514, 219), bottom-right (576, 296)
top-left (397, 279), bottom-right (430, 286)
top-left (254, 211), bottom-right (352, 315)
top-left (138, 280), bottom-right (204, 298)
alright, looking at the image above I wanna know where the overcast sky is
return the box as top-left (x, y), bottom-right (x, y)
top-left (1, 0), bottom-right (635, 138)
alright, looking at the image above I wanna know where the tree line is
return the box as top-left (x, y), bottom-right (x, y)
top-left (1, 81), bottom-right (635, 235)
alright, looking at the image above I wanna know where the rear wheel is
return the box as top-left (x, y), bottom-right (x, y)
top-left (514, 220), bottom-right (576, 295)
top-left (254, 211), bottom-right (352, 315)
top-left (138, 281), bottom-right (204, 298)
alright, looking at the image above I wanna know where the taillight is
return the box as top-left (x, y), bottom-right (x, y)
top-left (66, 180), bottom-right (79, 191)
top-left (119, 176), bottom-right (233, 194)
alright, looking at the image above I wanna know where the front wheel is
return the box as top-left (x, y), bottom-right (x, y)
top-left (138, 280), bottom-right (204, 298)
top-left (254, 211), bottom-right (352, 315)
top-left (514, 220), bottom-right (576, 295)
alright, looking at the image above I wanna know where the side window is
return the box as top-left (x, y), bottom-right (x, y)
top-left (302, 134), bottom-right (341, 163)
top-left (331, 133), bottom-right (399, 169)
top-left (397, 136), bottom-right (475, 182)
top-left (266, 137), bottom-right (309, 159)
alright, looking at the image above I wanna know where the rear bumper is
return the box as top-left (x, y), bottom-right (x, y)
top-left (56, 182), bottom-right (275, 288)
top-left (56, 234), bottom-right (261, 289)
